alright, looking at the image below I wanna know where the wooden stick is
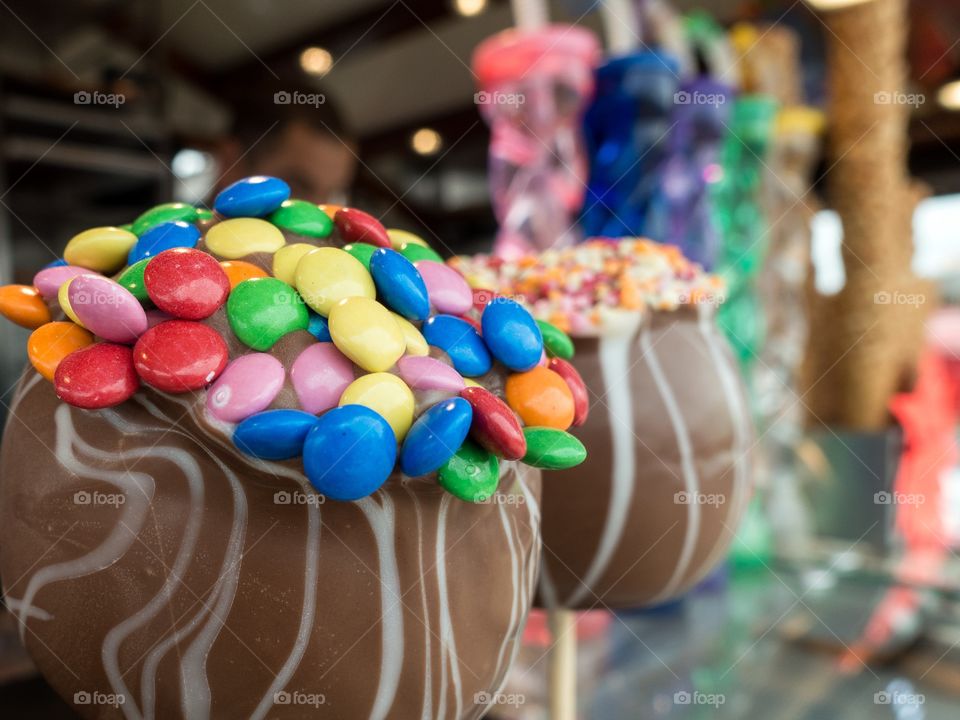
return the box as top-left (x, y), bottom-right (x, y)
top-left (548, 608), bottom-right (577, 720)
top-left (510, 0), bottom-right (548, 31)
top-left (601, 0), bottom-right (639, 54)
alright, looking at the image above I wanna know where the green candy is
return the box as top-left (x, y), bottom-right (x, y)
top-left (522, 427), bottom-right (586, 469)
top-left (117, 258), bottom-right (151, 303)
top-left (196, 208), bottom-right (214, 222)
top-left (269, 199), bottom-right (333, 238)
top-left (438, 440), bottom-right (500, 503)
top-left (131, 202), bottom-right (200, 236)
top-left (536, 319), bottom-right (574, 360)
top-left (343, 242), bottom-right (377, 271)
top-left (399, 242), bottom-right (443, 264)
top-left (227, 277), bottom-right (309, 350)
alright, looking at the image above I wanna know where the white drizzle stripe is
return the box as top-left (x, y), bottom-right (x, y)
top-left (357, 495), bottom-right (404, 720)
top-left (563, 316), bottom-right (642, 607)
top-left (9, 371), bottom-right (42, 413)
top-left (491, 502), bottom-right (520, 686)
top-left (644, 325), bottom-right (701, 603)
top-left (404, 486), bottom-right (433, 720)
top-left (434, 495), bottom-right (463, 720)
top-left (14, 406), bottom-right (155, 643)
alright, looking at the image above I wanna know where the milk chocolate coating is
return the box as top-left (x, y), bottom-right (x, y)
top-left (0, 374), bottom-right (542, 719)
top-left (538, 306), bottom-right (752, 609)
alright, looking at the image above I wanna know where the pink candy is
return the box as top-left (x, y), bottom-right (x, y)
top-left (415, 261), bottom-right (473, 315)
top-left (397, 355), bottom-right (464, 392)
top-left (33, 265), bottom-right (98, 300)
top-left (207, 353), bottom-right (285, 423)
top-left (290, 342), bottom-right (354, 414)
top-left (68, 275), bottom-right (147, 344)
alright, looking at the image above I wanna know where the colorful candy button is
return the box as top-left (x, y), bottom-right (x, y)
top-left (548, 357), bottom-right (589, 426)
top-left (400, 397), bottom-right (473, 477)
top-left (234, 409), bottom-right (319, 461)
top-left (399, 242), bottom-right (443, 264)
top-left (27, 321), bottom-right (94, 381)
top-left (339, 373), bottom-right (415, 441)
top-left (272, 243), bottom-right (316, 285)
top-left (328, 297), bottom-right (405, 372)
top-left (537, 319), bottom-right (574, 360)
top-left (397, 355), bottom-right (464, 393)
top-left (387, 228), bottom-right (429, 250)
top-left (460, 386), bottom-right (526, 460)
top-left (207, 353), bottom-right (285, 423)
top-left (343, 243), bottom-right (376, 270)
top-left (415, 261), bottom-right (473, 315)
top-left (127, 221), bottom-right (201, 264)
top-left (334, 208), bottom-right (391, 248)
top-left (63, 227), bottom-right (137, 272)
top-left (68, 275), bottom-right (147, 343)
top-left (318, 204), bottom-right (342, 219)
top-left (505, 366), bottom-right (575, 430)
top-left (133, 320), bottom-right (228, 392)
top-left (392, 313), bottom-right (428, 356)
top-left (54, 342), bottom-right (138, 409)
top-left (205, 218), bottom-right (286, 259)
top-left (220, 260), bottom-right (268, 289)
top-left (296, 247), bottom-right (375, 316)
top-left (32, 265), bottom-right (96, 301)
top-left (58, 279), bottom-right (83, 326)
top-left (131, 202), bottom-right (200, 236)
top-left (214, 175), bottom-right (290, 218)
top-left (303, 405), bottom-right (397, 500)
top-left (269, 199), bottom-right (333, 237)
top-left (307, 312), bottom-right (331, 341)
top-left (522, 427), bottom-right (586, 469)
top-left (116, 260), bottom-right (151, 302)
top-left (226, 278), bottom-right (309, 351)
top-left (421, 315), bottom-right (491, 377)
top-left (472, 288), bottom-right (497, 314)
top-left (42, 258), bottom-right (68, 269)
top-left (144, 248), bottom-right (230, 320)
top-left (290, 342), bottom-right (354, 415)
top-left (369, 248), bottom-right (430, 321)
top-left (481, 298), bottom-right (543, 371)
top-left (438, 440), bottom-right (500, 503)
top-left (0, 285), bottom-right (51, 329)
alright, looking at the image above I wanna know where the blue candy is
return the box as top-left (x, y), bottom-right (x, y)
top-left (369, 248), bottom-right (429, 321)
top-left (480, 298), bottom-right (543, 371)
top-left (307, 311), bottom-right (331, 341)
top-left (233, 409), bottom-right (319, 461)
top-left (421, 315), bottom-right (492, 377)
top-left (303, 405), bottom-right (397, 500)
top-left (43, 258), bottom-right (68, 269)
top-left (400, 398), bottom-right (473, 477)
top-left (128, 221), bottom-right (201, 264)
top-left (214, 175), bottom-right (290, 218)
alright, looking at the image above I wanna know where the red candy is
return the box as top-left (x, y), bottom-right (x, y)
top-left (548, 357), bottom-right (589, 427)
top-left (471, 288), bottom-right (497, 315)
top-left (144, 248), bottom-right (230, 320)
top-left (133, 320), bottom-right (228, 393)
top-left (334, 208), bottom-right (391, 248)
top-left (458, 314), bottom-right (482, 333)
top-left (460, 386), bottom-right (526, 460)
top-left (54, 343), bottom-right (139, 409)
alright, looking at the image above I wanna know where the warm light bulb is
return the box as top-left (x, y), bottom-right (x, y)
top-left (938, 80), bottom-right (960, 111)
top-left (805, 0), bottom-right (877, 9)
top-left (300, 47), bottom-right (333, 77)
top-left (411, 128), bottom-right (443, 156)
top-left (454, 0), bottom-right (487, 17)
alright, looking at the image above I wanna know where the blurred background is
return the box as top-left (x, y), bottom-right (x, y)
top-left (2, 0), bottom-right (960, 717)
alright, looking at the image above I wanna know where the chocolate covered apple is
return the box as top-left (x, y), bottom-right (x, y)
top-left (452, 239), bottom-right (753, 609)
top-left (0, 177), bottom-right (589, 718)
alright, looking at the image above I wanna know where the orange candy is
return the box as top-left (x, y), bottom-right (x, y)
top-left (505, 366), bottom-right (575, 430)
top-left (0, 285), bottom-right (51, 329)
top-left (318, 204), bottom-right (342, 219)
top-left (28, 321), bottom-right (95, 381)
top-left (219, 260), bottom-right (268, 289)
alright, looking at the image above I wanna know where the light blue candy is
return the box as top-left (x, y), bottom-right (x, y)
top-left (400, 398), bottom-right (473, 477)
top-left (214, 175), bottom-right (290, 218)
top-left (303, 405), bottom-right (397, 500)
top-left (128, 221), bottom-right (201, 264)
top-left (369, 248), bottom-right (429, 321)
top-left (233, 409), bottom-right (319, 461)
top-left (43, 258), bottom-right (68, 269)
top-left (480, 298), bottom-right (543, 371)
top-left (307, 312), bottom-right (331, 342)
top-left (421, 315), bottom-right (492, 377)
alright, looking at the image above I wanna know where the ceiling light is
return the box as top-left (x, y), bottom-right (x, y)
top-left (411, 128), bottom-right (443, 156)
top-left (805, 0), bottom-right (877, 10)
top-left (300, 47), bottom-right (333, 77)
top-left (454, 0), bottom-right (487, 17)
top-left (938, 80), bottom-right (960, 111)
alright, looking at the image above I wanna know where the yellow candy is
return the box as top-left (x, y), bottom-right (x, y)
top-left (387, 228), bottom-right (428, 250)
top-left (205, 218), bottom-right (285, 259)
top-left (58, 278), bottom-right (85, 327)
top-left (339, 372), bottom-right (415, 441)
top-left (464, 378), bottom-right (482, 388)
top-left (329, 297), bottom-right (405, 372)
top-left (272, 243), bottom-right (316, 285)
top-left (63, 227), bottom-right (137, 272)
top-left (391, 313), bottom-right (428, 356)
top-left (296, 247), bottom-right (375, 316)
